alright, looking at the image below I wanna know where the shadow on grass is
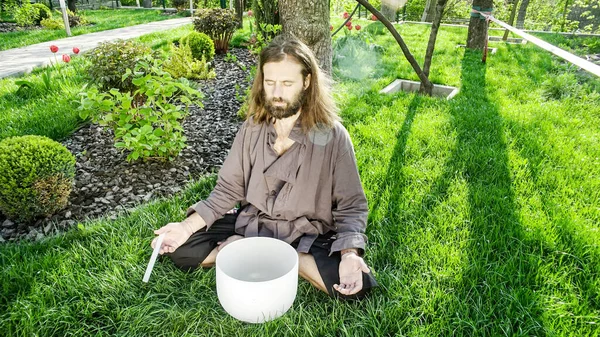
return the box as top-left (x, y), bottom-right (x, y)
top-left (440, 50), bottom-right (545, 335)
top-left (369, 50), bottom-right (550, 334)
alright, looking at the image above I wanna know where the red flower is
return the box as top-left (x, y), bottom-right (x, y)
top-left (73, 47), bottom-right (80, 54)
top-left (62, 54), bottom-right (71, 63)
top-left (50, 45), bottom-right (58, 53)
top-left (355, 24), bottom-right (361, 31)
top-left (345, 20), bottom-right (352, 27)
top-left (343, 12), bottom-right (349, 19)
top-left (247, 10), bottom-right (253, 17)
top-left (347, 25), bottom-right (353, 30)
top-left (329, 25), bottom-right (333, 31)
top-left (371, 14), bottom-right (378, 21)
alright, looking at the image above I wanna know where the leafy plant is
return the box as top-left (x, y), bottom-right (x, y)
top-left (163, 42), bottom-right (216, 80)
top-left (181, 31), bottom-right (215, 62)
top-left (85, 40), bottom-right (155, 93)
top-left (193, 8), bottom-right (239, 54)
top-left (0, 135), bottom-right (75, 222)
top-left (248, 23), bottom-right (281, 54)
top-left (40, 17), bottom-right (63, 29)
top-left (31, 3), bottom-right (51, 24)
top-left (78, 59), bottom-right (204, 162)
top-left (13, 4), bottom-right (39, 26)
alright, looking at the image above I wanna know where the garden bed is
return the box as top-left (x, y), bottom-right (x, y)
top-left (0, 48), bottom-right (255, 242)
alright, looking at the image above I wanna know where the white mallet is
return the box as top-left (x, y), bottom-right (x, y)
top-left (143, 233), bottom-right (165, 283)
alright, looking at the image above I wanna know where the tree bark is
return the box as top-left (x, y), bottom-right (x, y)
top-left (421, 0), bottom-right (436, 22)
top-left (234, 0), bottom-right (243, 29)
top-left (503, 0), bottom-right (519, 40)
top-left (515, 0), bottom-right (529, 29)
top-left (67, 0), bottom-right (77, 12)
top-left (466, 0), bottom-right (493, 50)
top-left (279, 0), bottom-right (332, 75)
top-left (420, 0), bottom-right (448, 95)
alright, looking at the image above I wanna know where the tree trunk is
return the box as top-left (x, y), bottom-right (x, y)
top-left (516, 0), bottom-right (529, 29)
top-left (235, 0), bottom-right (243, 29)
top-left (67, 0), bottom-right (77, 12)
top-left (420, 0), bottom-right (448, 95)
top-left (503, 0), bottom-right (519, 40)
top-left (279, 0), bottom-right (332, 75)
top-left (421, 0), bottom-right (436, 22)
top-left (466, 0), bottom-right (493, 49)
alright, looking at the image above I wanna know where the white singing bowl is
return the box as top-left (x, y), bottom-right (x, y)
top-left (215, 237), bottom-right (299, 323)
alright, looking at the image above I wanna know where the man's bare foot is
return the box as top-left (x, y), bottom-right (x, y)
top-left (217, 235), bottom-right (244, 251)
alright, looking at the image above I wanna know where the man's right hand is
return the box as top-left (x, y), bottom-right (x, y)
top-left (151, 213), bottom-right (206, 254)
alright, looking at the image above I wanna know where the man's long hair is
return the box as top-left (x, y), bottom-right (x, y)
top-left (247, 33), bottom-right (340, 132)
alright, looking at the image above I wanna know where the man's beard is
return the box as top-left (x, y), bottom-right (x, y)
top-left (264, 89), bottom-right (305, 120)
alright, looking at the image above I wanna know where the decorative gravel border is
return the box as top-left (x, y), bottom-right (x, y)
top-left (0, 48), bottom-right (256, 242)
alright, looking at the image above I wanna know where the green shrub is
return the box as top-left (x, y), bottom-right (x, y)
top-left (41, 17), bottom-right (63, 30)
top-left (0, 135), bottom-right (75, 222)
top-left (31, 3), bottom-right (51, 25)
top-left (14, 4), bottom-right (39, 26)
top-left (78, 59), bottom-right (204, 162)
top-left (85, 40), bottom-right (155, 93)
top-left (541, 72), bottom-right (579, 100)
top-left (163, 42), bottom-right (216, 80)
top-left (193, 8), bottom-right (239, 54)
top-left (66, 9), bottom-right (88, 27)
top-left (181, 31), bottom-right (215, 62)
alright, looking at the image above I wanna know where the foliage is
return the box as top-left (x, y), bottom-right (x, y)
top-left (181, 31), bottom-right (215, 61)
top-left (78, 59), bottom-right (204, 162)
top-left (163, 42), bottom-right (215, 80)
top-left (251, 0), bottom-right (279, 40)
top-left (31, 3), bottom-right (52, 24)
top-left (0, 135), bottom-right (75, 222)
top-left (65, 8), bottom-right (88, 27)
top-left (193, 8), bottom-right (239, 53)
top-left (40, 17), bottom-right (63, 29)
top-left (247, 22), bottom-right (281, 54)
top-left (13, 4), bottom-right (39, 26)
top-left (85, 39), bottom-right (155, 93)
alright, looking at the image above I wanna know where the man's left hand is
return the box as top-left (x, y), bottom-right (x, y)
top-left (334, 252), bottom-right (370, 296)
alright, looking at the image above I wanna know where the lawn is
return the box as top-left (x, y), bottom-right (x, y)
top-left (0, 9), bottom-right (187, 51)
top-left (1, 20), bottom-right (599, 336)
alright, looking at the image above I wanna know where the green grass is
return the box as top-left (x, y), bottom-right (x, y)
top-left (1, 22), bottom-right (600, 336)
top-left (0, 9), bottom-right (186, 51)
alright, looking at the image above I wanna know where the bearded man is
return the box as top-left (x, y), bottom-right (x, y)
top-left (152, 33), bottom-right (377, 299)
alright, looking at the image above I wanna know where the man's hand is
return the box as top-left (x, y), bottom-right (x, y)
top-left (333, 251), bottom-right (370, 296)
top-left (151, 213), bottom-right (206, 254)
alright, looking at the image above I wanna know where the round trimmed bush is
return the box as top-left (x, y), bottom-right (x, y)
top-left (0, 135), bottom-right (76, 222)
top-left (181, 31), bottom-right (215, 62)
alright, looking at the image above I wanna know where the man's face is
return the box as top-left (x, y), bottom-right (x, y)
top-left (263, 58), bottom-right (310, 119)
